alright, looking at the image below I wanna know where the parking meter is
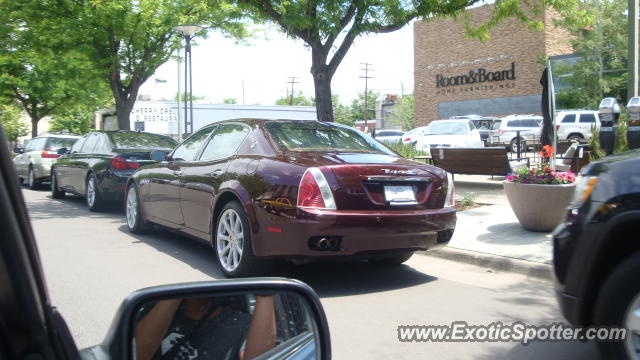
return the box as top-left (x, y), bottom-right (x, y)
top-left (598, 97), bottom-right (620, 155)
top-left (627, 97), bottom-right (640, 149)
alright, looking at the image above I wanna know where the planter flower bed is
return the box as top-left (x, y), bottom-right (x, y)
top-left (503, 146), bottom-right (577, 232)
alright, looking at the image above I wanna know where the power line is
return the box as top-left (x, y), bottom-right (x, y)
top-left (359, 62), bottom-right (374, 121)
top-left (287, 76), bottom-right (300, 105)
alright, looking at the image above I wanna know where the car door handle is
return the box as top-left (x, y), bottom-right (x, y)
top-left (209, 169), bottom-right (223, 177)
top-left (173, 170), bottom-right (183, 176)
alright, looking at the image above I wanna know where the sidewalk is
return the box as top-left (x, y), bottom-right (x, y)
top-left (422, 175), bottom-right (554, 278)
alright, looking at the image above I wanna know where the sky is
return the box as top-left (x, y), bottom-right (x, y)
top-left (139, 24), bottom-right (415, 106)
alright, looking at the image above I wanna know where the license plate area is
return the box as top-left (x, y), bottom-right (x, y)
top-left (384, 185), bottom-right (417, 205)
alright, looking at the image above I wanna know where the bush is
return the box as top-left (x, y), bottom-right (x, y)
top-left (385, 140), bottom-right (427, 159)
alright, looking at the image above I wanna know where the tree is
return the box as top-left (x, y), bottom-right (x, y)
top-left (275, 91), bottom-right (315, 106)
top-left (17, 0), bottom-right (249, 130)
top-left (553, 0), bottom-right (628, 109)
top-left (223, 97), bottom-right (238, 104)
top-left (0, 103), bottom-right (29, 147)
top-left (332, 94), bottom-right (353, 126)
top-left (239, 0), bottom-right (578, 122)
top-left (390, 94), bottom-right (414, 130)
top-left (49, 108), bottom-right (94, 135)
top-left (0, 6), bottom-right (110, 137)
top-left (174, 93), bottom-right (208, 102)
top-left (349, 91), bottom-right (379, 122)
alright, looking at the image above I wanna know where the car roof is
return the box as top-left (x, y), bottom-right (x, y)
top-left (35, 134), bottom-right (81, 139)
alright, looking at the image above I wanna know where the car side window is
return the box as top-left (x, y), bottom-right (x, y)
top-left (28, 138), bottom-right (45, 151)
top-left (199, 124), bottom-right (250, 161)
top-left (71, 136), bottom-right (86, 153)
top-left (579, 113), bottom-right (596, 123)
top-left (561, 114), bottom-right (576, 123)
top-left (171, 126), bottom-right (217, 161)
top-left (81, 134), bottom-right (99, 153)
top-left (93, 134), bottom-right (110, 154)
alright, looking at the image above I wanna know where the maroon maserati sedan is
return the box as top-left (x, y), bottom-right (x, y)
top-left (125, 119), bottom-right (456, 277)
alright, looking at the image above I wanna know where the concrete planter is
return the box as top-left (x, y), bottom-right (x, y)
top-left (503, 181), bottom-right (576, 232)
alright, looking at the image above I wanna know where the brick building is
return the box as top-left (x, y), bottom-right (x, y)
top-left (413, 5), bottom-right (573, 126)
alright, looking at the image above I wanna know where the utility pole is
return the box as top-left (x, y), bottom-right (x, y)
top-left (629, 0), bottom-right (639, 99)
top-left (359, 63), bottom-right (374, 122)
top-left (242, 79), bottom-right (245, 105)
top-left (287, 76), bottom-right (299, 105)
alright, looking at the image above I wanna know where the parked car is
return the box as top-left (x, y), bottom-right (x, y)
top-left (413, 120), bottom-right (484, 152)
top-left (0, 124), bottom-right (331, 360)
top-left (51, 130), bottom-right (177, 211)
top-left (488, 115), bottom-right (543, 152)
top-left (555, 110), bottom-right (600, 142)
top-left (125, 119), bottom-right (457, 277)
top-left (13, 134), bottom-right (80, 189)
top-left (553, 149), bottom-right (640, 359)
top-left (374, 129), bottom-right (404, 144)
top-left (450, 115), bottom-right (500, 145)
top-left (402, 126), bottom-right (428, 144)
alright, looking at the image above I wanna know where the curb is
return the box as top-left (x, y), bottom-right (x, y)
top-left (418, 247), bottom-right (552, 280)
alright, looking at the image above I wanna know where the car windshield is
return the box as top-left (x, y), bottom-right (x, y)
top-left (265, 121), bottom-right (394, 154)
top-left (109, 132), bottom-right (177, 151)
top-left (45, 137), bottom-right (78, 151)
top-left (425, 122), bottom-right (469, 135)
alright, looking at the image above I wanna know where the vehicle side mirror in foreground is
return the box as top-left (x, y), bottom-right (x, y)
top-left (81, 278), bottom-right (330, 360)
top-left (57, 148), bottom-right (68, 155)
top-left (150, 150), bottom-right (166, 161)
top-left (13, 147), bottom-right (24, 154)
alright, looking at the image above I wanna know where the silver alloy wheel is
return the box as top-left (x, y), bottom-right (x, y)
top-left (126, 187), bottom-right (137, 229)
top-left (216, 208), bottom-right (244, 272)
top-left (86, 177), bottom-right (96, 207)
top-left (28, 168), bottom-right (34, 188)
top-left (625, 293), bottom-right (640, 359)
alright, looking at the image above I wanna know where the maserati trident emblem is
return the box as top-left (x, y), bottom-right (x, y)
top-left (382, 169), bottom-right (418, 175)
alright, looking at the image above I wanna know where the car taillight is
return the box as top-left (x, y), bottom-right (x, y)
top-left (297, 168), bottom-right (336, 210)
top-left (111, 157), bottom-right (140, 170)
top-left (498, 130), bottom-right (506, 135)
top-left (41, 151), bottom-right (60, 159)
top-left (403, 137), bottom-right (411, 141)
top-left (556, 125), bottom-right (560, 130)
top-left (445, 172), bottom-right (455, 207)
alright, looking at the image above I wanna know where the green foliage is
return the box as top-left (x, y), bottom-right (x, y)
top-left (385, 140), bottom-right (427, 159)
top-left (553, 0), bottom-right (628, 110)
top-left (49, 110), bottom-right (94, 135)
top-left (0, 103), bottom-right (28, 145)
top-left (349, 91), bottom-right (379, 122)
top-left (389, 94), bottom-right (414, 131)
top-left (461, 193), bottom-right (476, 207)
top-left (275, 91), bottom-right (315, 106)
top-left (174, 93), bottom-right (208, 102)
top-left (332, 94), bottom-right (353, 126)
top-left (588, 112), bottom-right (629, 161)
top-left (223, 97), bottom-right (238, 104)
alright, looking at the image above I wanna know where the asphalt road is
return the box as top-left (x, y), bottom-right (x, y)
top-left (23, 187), bottom-right (598, 359)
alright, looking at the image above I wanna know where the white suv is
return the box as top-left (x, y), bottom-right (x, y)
top-left (488, 115), bottom-right (542, 152)
top-left (555, 110), bottom-right (600, 141)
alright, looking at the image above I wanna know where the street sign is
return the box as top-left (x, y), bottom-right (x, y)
top-left (134, 121), bottom-right (145, 132)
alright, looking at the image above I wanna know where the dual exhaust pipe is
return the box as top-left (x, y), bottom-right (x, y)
top-left (309, 236), bottom-right (342, 251)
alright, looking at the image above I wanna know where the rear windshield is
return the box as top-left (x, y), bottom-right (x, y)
top-left (425, 122), bottom-right (469, 135)
top-left (45, 137), bottom-right (78, 151)
top-left (377, 130), bottom-right (403, 137)
top-left (265, 121), bottom-right (394, 154)
top-left (109, 132), bottom-right (177, 151)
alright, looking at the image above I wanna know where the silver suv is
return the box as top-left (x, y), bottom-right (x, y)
top-left (488, 115), bottom-right (542, 152)
top-left (555, 110), bottom-right (600, 141)
top-left (13, 134), bottom-right (80, 189)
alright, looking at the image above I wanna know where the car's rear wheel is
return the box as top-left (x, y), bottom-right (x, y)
top-left (568, 134), bottom-right (584, 142)
top-left (214, 201), bottom-right (266, 278)
top-left (27, 166), bottom-right (39, 190)
top-left (50, 168), bottom-right (65, 199)
top-left (86, 173), bottom-right (104, 212)
top-left (126, 184), bottom-right (151, 234)
top-left (369, 251), bottom-right (414, 266)
top-left (593, 251), bottom-right (640, 359)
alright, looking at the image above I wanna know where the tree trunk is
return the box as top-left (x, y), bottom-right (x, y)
top-left (312, 71), bottom-right (334, 122)
top-left (114, 97), bottom-right (137, 130)
top-left (30, 116), bottom-right (40, 138)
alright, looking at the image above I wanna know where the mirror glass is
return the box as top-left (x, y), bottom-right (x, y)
top-left (133, 291), bottom-right (319, 360)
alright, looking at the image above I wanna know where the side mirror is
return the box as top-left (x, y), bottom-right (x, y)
top-left (150, 150), bottom-right (166, 162)
top-left (13, 147), bottom-right (24, 154)
top-left (57, 148), bottom-right (68, 155)
top-left (85, 278), bottom-right (331, 360)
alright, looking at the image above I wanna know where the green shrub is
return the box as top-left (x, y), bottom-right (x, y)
top-left (386, 140), bottom-right (427, 159)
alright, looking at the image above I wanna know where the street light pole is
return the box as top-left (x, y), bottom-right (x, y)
top-left (173, 25), bottom-right (203, 136)
top-left (629, 0), bottom-right (639, 99)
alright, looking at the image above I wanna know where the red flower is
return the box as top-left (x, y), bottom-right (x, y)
top-left (539, 145), bottom-right (554, 159)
